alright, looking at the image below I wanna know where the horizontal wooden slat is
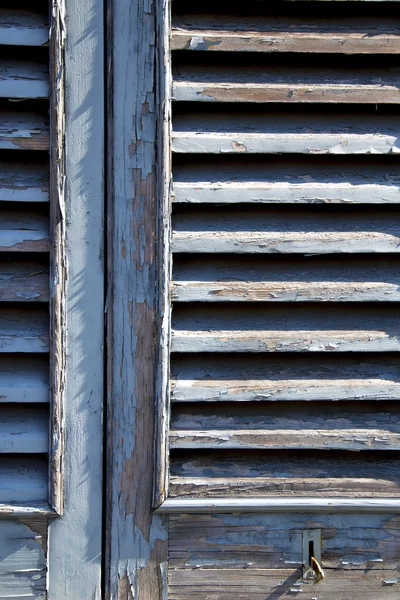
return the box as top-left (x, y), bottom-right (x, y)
top-left (0, 161), bottom-right (49, 202)
top-left (0, 407), bottom-right (48, 453)
top-left (171, 15), bottom-right (400, 54)
top-left (0, 357), bottom-right (48, 403)
top-left (0, 60), bottom-right (48, 99)
top-left (0, 260), bottom-right (48, 302)
top-left (172, 207), bottom-right (400, 254)
top-left (172, 65), bottom-right (400, 103)
top-left (0, 111), bottom-right (49, 151)
top-left (173, 159), bottom-right (400, 204)
top-left (173, 231), bottom-right (400, 254)
top-left (0, 456), bottom-right (47, 502)
top-left (0, 308), bottom-right (48, 353)
top-left (172, 112), bottom-right (400, 154)
top-left (169, 568), bottom-right (400, 600)
top-left (0, 9), bottom-right (48, 46)
top-left (171, 356), bottom-right (400, 402)
top-left (169, 450), bottom-right (400, 497)
top-left (0, 209), bottom-right (49, 252)
top-left (172, 256), bottom-right (400, 303)
top-left (172, 281), bottom-right (400, 303)
top-left (170, 402), bottom-right (400, 450)
top-left (172, 304), bottom-right (400, 353)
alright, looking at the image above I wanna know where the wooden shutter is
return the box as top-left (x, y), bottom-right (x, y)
top-left (166, 0), bottom-right (400, 505)
top-left (0, 2), bottom-right (50, 597)
top-left (0, 2), bottom-right (50, 509)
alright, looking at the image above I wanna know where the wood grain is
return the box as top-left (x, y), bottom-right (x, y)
top-left (104, 0), bottom-right (169, 597)
top-left (0, 260), bottom-right (49, 302)
top-left (169, 450), bottom-right (400, 498)
top-left (0, 111), bottom-right (49, 151)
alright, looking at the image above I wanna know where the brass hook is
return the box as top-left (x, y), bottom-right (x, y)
top-left (311, 556), bottom-right (325, 583)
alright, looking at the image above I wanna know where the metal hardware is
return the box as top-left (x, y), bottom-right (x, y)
top-left (303, 529), bottom-right (325, 582)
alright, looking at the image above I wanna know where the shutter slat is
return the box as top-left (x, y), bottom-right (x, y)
top-left (0, 309), bottom-right (48, 353)
top-left (0, 210), bottom-right (49, 252)
top-left (171, 356), bottom-right (400, 403)
top-left (172, 305), bottom-right (400, 353)
top-left (0, 456), bottom-right (47, 502)
top-left (169, 451), bottom-right (400, 498)
top-left (171, 379), bottom-right (400, 403)
top-left (172, 231), bottom-right (400, 254)
top-left (0, 162), bottom-right (49, 203)
top-left (170, 429), bottom-right (400, 451)
top-left (0, 111), bottom-right (49, 151)
top-left (173, 63), bottom-right (400, 104)
top-left (172, 30), bottom-right (400, 55)
top-left (0, 357), bottom-right (48, 403)
top-left (170, 403), bottom-right (400, 451)
top-left (172, 281), bottom-right (400, 303)
top-left (0, 61), bottom-right (48, 99)
top-left (0, 9), bottom-right (48, 46)
top-left (173, 160), bottom-right (400, 204)
top-left (0, 260), bottom-right (49, 302)
top-left (172, 14), bottom-right (400, 54)
top-left (0, 407), bottom-right (48, 453)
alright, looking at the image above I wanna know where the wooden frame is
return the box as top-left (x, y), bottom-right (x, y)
top-left (47, 0), bottom-right (104, 596)
top-left (105, 0), bottom-right (169, 596)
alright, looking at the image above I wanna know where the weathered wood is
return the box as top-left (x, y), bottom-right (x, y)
top-left (172, 63), bottom-right (400, 103)
top-left (169, 568), bottom-right (400, 600)
top-left (172, 281), bottom-right (400, 303)
top-left (173, 159), bottom-right (400, 204)
top-left (0, 60), bottom-right (48, 99)
top-left (104, 0), bottom-right (168, 597)
top-left (0, 209), bottom-right (49, 252)
top-left (48, 0), bottom-right (66, 517)
top-left (167, 513), bottom-right (400, 599)
top-left (0, 161), bottom-right (49, 202)
top-left (47, 0), bottom-right (104, 596)
top-left (169, 450), bottom-right (400, 497)
top-left (0, 111), bottom-right (49, 151)
top-left (171, 14), bottom-right (400, 54)
top-left (0, 259), bottom-right (49, 302)
top-left (0, 407), bottom-right (48, 453)
top-left (0, 357), bottom-right (48, 403)
top-left (170, 401), bottom-right (400, 450)
top-left (172, 207), bottom-right (400, 254)
top-left (172, 304), bottom-right (400, 353)
top-left (0, 8), bottom-right (49, 46)
top-left (172, 111), bottom-right (400, 154)
top-left (0, 308), bottom-right (48, 353)
top-left (0, 456), bottom-right (47, 502)
top-left (159, 498), bottom-right (400, 512)
top-left (171, 356), bottom-right (400, 402)
top-left (0, 519), bottom-right (47, 599)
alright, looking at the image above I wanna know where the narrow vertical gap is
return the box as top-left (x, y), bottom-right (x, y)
top-left (308, 540), bottom-right (314, 566)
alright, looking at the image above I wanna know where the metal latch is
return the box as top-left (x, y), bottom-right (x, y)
top-left (302, 529), bottom-right (325, 583)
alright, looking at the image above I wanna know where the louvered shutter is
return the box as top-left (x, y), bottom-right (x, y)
top-left (166, 0), bottom-right (400, 504)
top-left (0, 3), bottom-right (50, 597)
top-left (0, 2), bottom-right (50, 509)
